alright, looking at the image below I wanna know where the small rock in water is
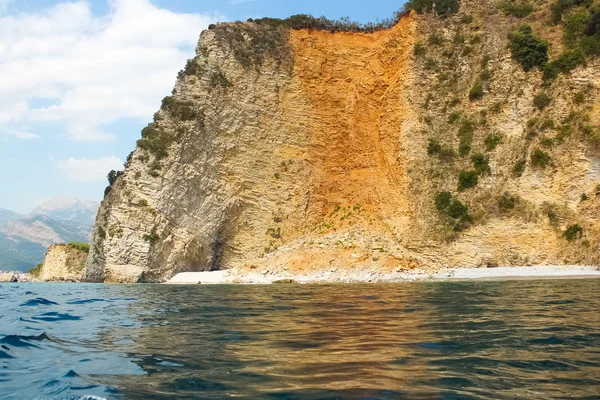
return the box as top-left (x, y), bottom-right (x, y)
top-left (272, 279), bottom-right (296, 284)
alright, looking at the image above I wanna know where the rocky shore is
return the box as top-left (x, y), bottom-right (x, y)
top-left (165, 265), bottom-right (600, 285)
top-left (0, 272), bottom-right (37, 283)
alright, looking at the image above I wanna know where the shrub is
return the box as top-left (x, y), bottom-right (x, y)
top-left (428, 33), bottom-right (444, 46)
top-left (424, 58), bottom-right (438, 70)
top-left (179, 56), bottom-right (205, 79)
top-left (551, 0), bottom-right (593, 24)
top-left (448, 111), bottom-right (462, 124)
top-left (498, 193), bottom-right (517, 210)
top-left (564, 224), bottom-right (584, 241)
top-left (543, 49), bottom-right (586, 82)
top-left (104, 170), bottom-right (123, 198)
top-left (459, 135), bottom-right (473, 157)
top-left (458, 118), bottom-right (476, 157)
top-left (485, 132), bottom-right (503, 151)
top-left (533, 92), bottom-right (552, 110)
top-left (513, 159), bottom-right (526, 177)
top-left (414, 43), bottom-right (426, 56)
top-left (509, 25), bottom-right (549, 71)
top-left (143, 233), bottom-right (160, 245)
top-left (428, 139), bottom-right (442, 155)
top-left (469, 81), bottom-right (484, 101)
top-left (29, 263), bottom-right (43, 277)
top-left (68, 242), bottom-right (90, 253)
top-left (540, 136), bottom-right (555, 148)
top-left (209, 69), bottom-right (233, 89)
top-left (563, 7), bottom-right (591, 45)
top-left (461, 14), bottom-right (473, 24)
top-left (471, 153), bottom-right (491, 175)
top-left (499, 1), bottom-right (534, 18)
top-left (531, 148), bottom-right (551, 168)
top-left (406, 0), bottom-right (460, 16)
top-left (574, 91), bottom-right (586, 103)
top-left (435, 191), bottom-right (472, 231)
top-left (161, 96), bottom-right (199, 121)
top-left (458, 170), bottom-right (479, 191)
top-left (438, 146), bottom-right (457, 161)
top-left (581, 193), bottom-right (589, 201)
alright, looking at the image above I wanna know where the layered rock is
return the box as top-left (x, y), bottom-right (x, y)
top-left (86, 1), bottom-right (600, 282)
top-left (39, 244), bottom-right (87, 282)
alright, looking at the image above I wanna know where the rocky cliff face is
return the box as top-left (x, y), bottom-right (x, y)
top-left (39, 244), bottom-right (87, 282)
top-left (86, 0), bottom-right (600, 283)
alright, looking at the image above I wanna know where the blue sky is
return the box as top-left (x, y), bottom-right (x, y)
top-left (0, 0), bottom-right (405, 213)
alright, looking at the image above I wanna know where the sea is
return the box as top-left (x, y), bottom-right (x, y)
top-left (0, 280), bottom-right (599, 399)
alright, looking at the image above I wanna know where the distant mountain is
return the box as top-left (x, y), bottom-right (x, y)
top-left (0, 197), bottom-right (98, 272)
top-left (0, 208), bottom-right (21, 228)
top-left (30, 197), bottom-right (99, 225)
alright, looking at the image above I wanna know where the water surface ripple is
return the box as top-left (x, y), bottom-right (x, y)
top-left (1, 280), bottom-right (599, 399)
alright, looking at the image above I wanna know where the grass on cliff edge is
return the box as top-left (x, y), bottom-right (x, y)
top-left (67, 242), bottom-right (90, 253)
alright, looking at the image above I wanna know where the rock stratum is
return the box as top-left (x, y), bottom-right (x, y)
top-left (86, 0), bottom-right (600, 283)
top-left (36, 244), bottom-right (88, 282)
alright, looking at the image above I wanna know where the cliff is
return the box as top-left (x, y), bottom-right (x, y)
top-left (37, 244), bottom-right (88, 282)
top-left (86, 0), bottom-right (600, 283)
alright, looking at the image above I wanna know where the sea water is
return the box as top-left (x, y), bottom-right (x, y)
top-left (1, 280), bottom-right (599, 399)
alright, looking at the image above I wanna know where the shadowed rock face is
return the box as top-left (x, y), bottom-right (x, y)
top-left (86, 3), bottom-right (600, 283)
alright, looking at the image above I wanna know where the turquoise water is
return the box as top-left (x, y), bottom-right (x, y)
top-left (1, 280), bottom-right (600, 399)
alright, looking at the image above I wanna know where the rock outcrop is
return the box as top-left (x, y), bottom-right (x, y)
top-left (39, 244), bottom-right (88, 282)
top-left (86, 1), bottom-right (600, 283)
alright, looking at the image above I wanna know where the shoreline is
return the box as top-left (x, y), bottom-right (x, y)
top-left (165, 265), bottom-right (600, 285)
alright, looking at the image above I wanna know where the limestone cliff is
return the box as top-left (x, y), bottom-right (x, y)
top-left (86, 0), bottom-right (600, 283)
top-left (39, 244), bottom-right (87, 282)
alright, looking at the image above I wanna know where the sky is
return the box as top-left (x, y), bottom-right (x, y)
top-left (0, 0), bottom-right (406, 213)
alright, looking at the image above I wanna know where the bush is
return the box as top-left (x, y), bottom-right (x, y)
top-left (142, 232), bottom-right (160, 245)
top-left (531, 148), bottom-right (551, 168)
top-left (533, 92), bottom-right (552, 110)
top-left (414, 43), bottom-right (426, 56)
top-left (499, 1), bottom-right (534, 18)
top-left (104, 169), bottom-right (123, 198)
top-left (543, 49), bottom-right (586, 82)
top-left (438, 146), bottom-right (457, 161)
top-left (406, 0), bottom-right (460, 16)
top-left (461, 14), bottom-right (473, 24)
top-left (469, 81), bottom-right (484, 101)
top-left (458, 118), bottom-right (476, 156)
top-left (209, 69), bottom-right (233, 90)
top-left (448, 111), bottom-right (462, 124)
top-left (428, 33), bottom-right (444, 46)
top-left (581, 193), bottom-right (589, 201)
top-left (564, 224), bottom-right (584, 241)
top-left (471, 153), bottom-right (491, 175)
top-left (551, 0), bottom-right (593, 24)
top-left (161, 96), bottom-right (200, 121)
top-left (435, 191), bottom-right (472, 231)
top-left (29, 263), bottom-right (43, 278)
top-left (428, 139), bottom-right (442, 155)
top-left (513, 159), bottom-right (526, 177)
top-left (458, 170), bottom-right (479, 191)
top-left (498, 193), bottom-right (517, 210)
top-left (509, 25), bottom-right (549, 71)
top-left (485, 132), bottom-right (503, 151)
top-left (68, 242), bottom-right (90, 253)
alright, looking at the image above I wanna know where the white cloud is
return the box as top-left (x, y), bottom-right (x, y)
top-left (4, 129), bottom-right (39, 140)
top-left (58, 156), bottom-right (123, 182)
top-left (0, 0), bottom-right (218, 141)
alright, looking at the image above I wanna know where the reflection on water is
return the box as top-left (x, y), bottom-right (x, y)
top-left (1, 280), bottom-right (599, 399)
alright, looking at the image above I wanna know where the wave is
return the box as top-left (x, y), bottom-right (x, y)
top-left (31, 312), bottom-right (82, 322)
top-left (0, 332), bottom-right (54, 348)
top-left (20, 298), bottom-right (59, 307)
